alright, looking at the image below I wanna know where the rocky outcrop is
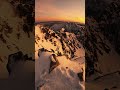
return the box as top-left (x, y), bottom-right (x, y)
top-left (7, 51), bottom-right (34, 75)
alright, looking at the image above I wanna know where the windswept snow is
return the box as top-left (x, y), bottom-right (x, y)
top-left (35, 51), bottom-right (85, 90)
top-left (35, 23), bottom-right (85, 90)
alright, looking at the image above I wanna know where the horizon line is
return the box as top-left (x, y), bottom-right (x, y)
top-left (35, 20), bottom-right (85, 24)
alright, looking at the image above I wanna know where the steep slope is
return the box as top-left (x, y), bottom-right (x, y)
top-left (0, 0), bottom-right (34, 90)
top-left (35, 25), bottom-right (84, 59)
top-left (35, 24), bottom-right (85, 90)
top-left (0, 0), bottom-right (34, 79)
top-left (85, 17), bottom-right (120, 75)
top-left (85, 0), bottom-right (120, 88)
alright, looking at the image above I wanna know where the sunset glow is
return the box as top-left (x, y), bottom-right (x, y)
top-left (35, 0), bottom-right (85, 24)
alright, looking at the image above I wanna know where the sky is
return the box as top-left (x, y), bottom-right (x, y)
top-left (35, 0), bottom-right (85, 24)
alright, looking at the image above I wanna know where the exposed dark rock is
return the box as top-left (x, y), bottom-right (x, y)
top-left (0, 34), bottom-right (6, 43)
top-left (7, 51), bottom-right (23, 75)
top-left (104, 88), bottom-right (109, 90)
top-left (6, 51), bottom-right (34, 75)
top-left (111, 86), bottom-right (117, 89)
top-left (0, 57), bottom-right (3, 62)
top-left (78, 72), bottom-right (83, 81)
top-left (49, 54), bottom-right (60, 73)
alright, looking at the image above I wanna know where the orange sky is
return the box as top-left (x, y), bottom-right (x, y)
top-left (35, 0), bottom-right (85, 24)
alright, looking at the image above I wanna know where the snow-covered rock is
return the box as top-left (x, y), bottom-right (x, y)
top-left (35, 23), bottom-right (85, 90)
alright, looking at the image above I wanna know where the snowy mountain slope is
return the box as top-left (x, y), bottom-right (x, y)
top-left (35, 25), bottom-right (85, 59)
top-left (85, 16), bottom-right (120, 75)
top-left (85, 15), bottom-right (120, 90)
top-left (35, 51), bottom-right (85, 90)
top-left (35, 23), bottom-right (85, 90)
top-left (0, 0), bottom-right (34, 79)
top-left (0, 0), bottom-right (35, 90)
